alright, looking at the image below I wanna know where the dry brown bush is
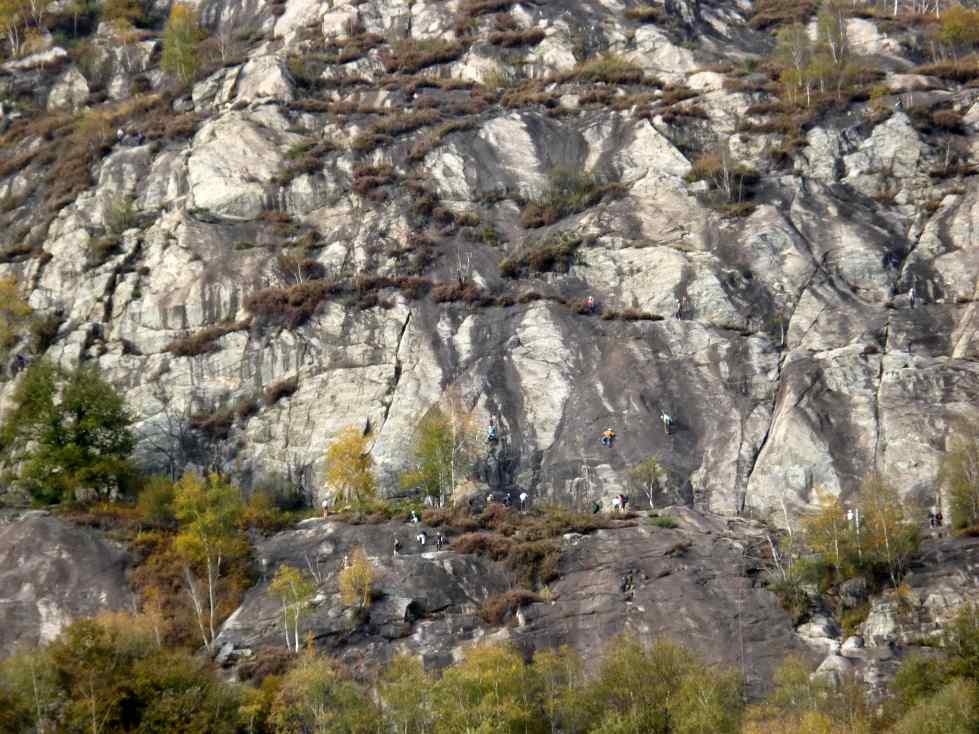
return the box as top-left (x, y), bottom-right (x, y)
top-left (263, 376), bottom-right (299, 406)
top-left (480, 589), bottom-right (542, 624)
top-left (165, 320), bottom-right (250, 357)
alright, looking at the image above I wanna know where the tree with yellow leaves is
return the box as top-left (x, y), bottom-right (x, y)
top-left (338, 547), bottom-right (375, 608)
top-left (0, 275), bottom-right (32, 356)
top-left (161, 3), bottom-right (205, 84)
top-left (323, 426), bottom-right (376, 508)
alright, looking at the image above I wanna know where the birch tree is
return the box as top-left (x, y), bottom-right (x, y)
top-left (270, 565), bottom-right (315, 653)
top-left (173, 472), bottom-right (246, 652)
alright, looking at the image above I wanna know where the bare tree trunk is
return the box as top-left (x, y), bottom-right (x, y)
top-left (184, 565), bottom-right (210, 651)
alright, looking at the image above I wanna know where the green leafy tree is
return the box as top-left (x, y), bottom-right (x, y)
top-left (801, 489), bottom-right (857, 581)
top-left (891, 679), bottom-right (979, 734)
top-left (940, 427), bottom-right (979, 531)
top-left (1, 361), bottom-right (135, 504)
top-left (938, 4), bottom-right (979, 60)
top-left (378, 655), bottom-right (435, 734)
top-left (775, 23), bottom-right (812, 106)
top-left (628, 457), bottom-right (667, 509)
top-left (269, 650), bottom-right (382, 734)
top-left (323, 426), bottom-right (376, 508)
top-left (431, 643), bottom-right (544, 734)
top-left (161, 2), bottom-right (205, 84)
top-left (173, 472), bottom-right (247, 652)
top-left (402, 390), bottom-right (479, 505)
top-left (270, 565), bottom-right (315, 653)
top-left (0, 0), bottom-right (27, 58)
top-left (857, 474), bottom-right (919, 587)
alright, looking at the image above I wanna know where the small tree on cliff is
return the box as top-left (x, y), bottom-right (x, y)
top-left (173, 472), bottom-right (247, 652)
top-left (402, 389), bottom-right (479, 504)
top-left (323, 426), bottom-right (376, 508)
top-left (940, 424), bottom-right (979, 531)
top-left (628, 457), bottom-right (667, 509)
top-left (161, 3), bottom-right (204, 84)
top-left (270, 564), bottom-right (315, 653)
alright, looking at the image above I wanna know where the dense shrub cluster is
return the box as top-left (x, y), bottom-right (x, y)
top-left (500, 233), bottom-right (586, 277)
top-left (520, 168), bottom-right (625, 228)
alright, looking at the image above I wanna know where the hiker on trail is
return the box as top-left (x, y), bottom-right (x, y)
top-left (674, 297), bottom-right (683, 319)
top-left (393, 537), bottom-right (401, 555)
top-left (487, 421), bottom-right (498, 443)
top-left (504, 492), bottom-right (512, 507)
top-left (519, 491), bottom-right (529, 510)
top-left (621, 495), bottom-right (629, 512)
top-left (416, 531), bottom-right (427, 546)
top-left (436, 533), bottom-right (446, 550)
top-left (909, 286), bottom-right (917, 309)
top-left (586, 295), bottom-right (596, 314)
top-left (487, 492), bottom-right (494, 506)
top-left (928, 507), bottom-right (937, 528)
top-left (601, 428), bottom-right (616, 447)
top-left (410, 511), bottom-right (420, 525)
top-left (612, 495), bottom-right (622, 512)
top-left (936, 511), bottom-right (944, 527)
top-left (592, 500), bottom-right (602, 514)
top-left (321, 498), bottom-right (329, 518)
top-left (661, 412), bottom-right (673, 435)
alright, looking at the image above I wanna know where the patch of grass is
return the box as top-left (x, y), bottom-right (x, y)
top-left (500, 232), bottom-right (585, 278)
top-left (912, 60), bottom-right (979, 83)
top-left (408, 119), bottom-right (476, 161)
top-left (570, 54), bottom-right (646, 85)
top-left (520, 168), bottom-right (625, 228)
top-left (381, 39), bottom-right (466, 74)
top-left (488, 28), bottom-right (545, 48)
top-left (648, 515), bottom-right (679, 529)
top-left (625, 4), bottom-right (664, 22)
top-left (841, 602), bottom-right (870, 637)
top-left (351, 164), bottom-right (397, 198)
top-left (351, 109), bottom-right (441, 152)
top-left (749, 0), bottom-right (817, 29)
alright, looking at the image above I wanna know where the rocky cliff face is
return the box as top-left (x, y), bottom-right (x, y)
top-left (213, 506), bottom-right (810, 695)
top-left (1, 0), bottom-right (979, 520)
top-left (0, 511), bottom-right (132, 656)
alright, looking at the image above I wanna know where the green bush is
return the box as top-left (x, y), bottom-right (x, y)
top-left (648, 516), bottom-right (679, 529)
top-left (136, 476), bottom-right (176, 526)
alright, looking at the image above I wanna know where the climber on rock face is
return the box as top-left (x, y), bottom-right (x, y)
top-left (586, 295), bottom-right (596, 314)
top-left (416, 531), bottom-right (427, 546)
top-left (393, 537), bottom-right (401, 555)
top-left (592, 500), bottom-right (602, 514)
top-left (601, 428), bottom-right (616, 447)
top-left (661, 412), bottom-right (673, 435)
top-left (487, 421), bottom-right (498, 443)
top-left (519, 491), bottom-right (528, 510)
